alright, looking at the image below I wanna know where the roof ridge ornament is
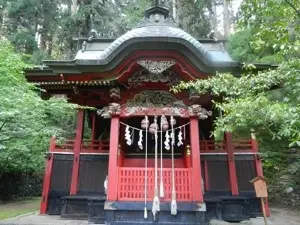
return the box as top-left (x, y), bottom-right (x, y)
top-left (136, 0), bottom-right (176, 28)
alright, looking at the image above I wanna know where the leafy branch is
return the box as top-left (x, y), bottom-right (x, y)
top-left (284, 0), bottom-right (300, 18)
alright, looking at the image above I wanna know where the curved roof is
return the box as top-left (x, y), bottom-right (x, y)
top-left (70, 5), bottom-right (239, 73)
top-left (94, 23), bottom-right (212, 63)
top-left (25, 4), bottom-right (277, 79)
top-left (39, 4), bottom-right (248, 75)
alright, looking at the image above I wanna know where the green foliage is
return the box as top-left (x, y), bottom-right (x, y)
top-left (227, 29), bottom-right (282, 64)
top-left (175, 0), bottom-right (212, 38)
top-left (0, 41), bottom-right (77, 174)
top-left (0, 0), bottom-right (213, 60)
top-left (173, 60), bottom-right (300, 145)
top-left (174, 0), bottom-right (300, 205)
top-left (0, 173), bottom-right (42, 201)
top-left (238, 0), bottom-right (300, 59)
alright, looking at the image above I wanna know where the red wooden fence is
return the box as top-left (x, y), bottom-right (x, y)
top-left (200, 140), bottom-right (255, 154)
top-left (51, 139), bottom-right (109, 153)
top-left (118, 167), bottom-right (192, 201)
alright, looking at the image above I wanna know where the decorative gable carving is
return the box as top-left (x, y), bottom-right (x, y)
top-left (128, 69), bottom-right (181, 84)
top-left (126, 90), bottom-right (186, 107)
top-left (137, 60), bottom-right (176, 74)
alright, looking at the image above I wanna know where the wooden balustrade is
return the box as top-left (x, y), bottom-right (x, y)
top-left (200, 139), bottom-right (256, 154)
top-left (49, 139), bottom-right (110, 154)
top-left (233, 140), bottom-right (254, 153)
top-left (200, 140), bottom-right (226, 153)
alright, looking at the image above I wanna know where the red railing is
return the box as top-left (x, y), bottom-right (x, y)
top-left (200, 140), bottom-right (226, 152)
top-left (81, 140), bottom-right (110, 153)
top-left (118, 167), bottom-right (192, 201)
top-left (200, 139), bottom-right (255, 154)
top-left (50, 138), bottom-right (109, 154)
top-left (233, 140), bottom-right (254, 153)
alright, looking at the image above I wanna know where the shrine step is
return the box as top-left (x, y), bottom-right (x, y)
top-left (204, 195), bottom-right (257, 222)
top-left (105, 201), bottom-right (206, 225)
top-left (60, 195), bottom-right (106, 223)
top-left (204, 193), bottom-right (262, 220)
top-left (105, 210), bottom-right (206, 225)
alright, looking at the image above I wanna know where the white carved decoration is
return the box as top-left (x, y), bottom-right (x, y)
top-left (137, 60), bottom-right (176, 74)
top-left (97, 103), bottom-right (121, 118)
top-left (188, 104), bottom-right (212, 120)
top-left (128, 69), bottom-right (181, 83)
top-left (122, 107), bottom-right (187, 117)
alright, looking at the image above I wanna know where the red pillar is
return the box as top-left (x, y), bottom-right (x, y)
top-left (251, 132), bottom-right (270, 217)
top-left (107, 116), bottom-right (120, 201)
top-left (40, 136), bottom-right (55, 214)
top-left (70, 109), bottom-right (85, 195)
top-left (91, 112), bottom-right (97, 142)
top-left (190, 117), bottom-right (203, 202)
top-left (225, 132), bottom-right (239, 195)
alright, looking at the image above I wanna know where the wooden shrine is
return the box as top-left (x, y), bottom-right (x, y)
top-left (25, 2), bottom-right (273, 225)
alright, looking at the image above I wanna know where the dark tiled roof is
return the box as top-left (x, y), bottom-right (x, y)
top-left (43, 5), bottom-right (241, 73)
top-left (94, 25), bottom-right (213, 62)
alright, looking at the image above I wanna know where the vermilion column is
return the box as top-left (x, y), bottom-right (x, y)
top-left (40, 136), bottom-right (56, 214)
top-left (190, 117), bottom-right (204, 202)
top-left (225, 132), bottom-right (239, 195)
top-left (107, 115), bottom-right (120, 201)
top-left (251, 131), bottom-right (270, 217)
top-left (70, 109), bottom-right (85, 195)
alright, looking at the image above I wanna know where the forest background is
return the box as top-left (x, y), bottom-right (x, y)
top-left (0, 0), bottom-right (299, 207)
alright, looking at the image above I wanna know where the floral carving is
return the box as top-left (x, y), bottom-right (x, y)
top-left (122, 107), bottom-right (187, 117)
top-left (137, 60), bottom-right (176, 74)
top-left (188, 104), bottom-right (212, 120)
top-left (126, 91), bottom-right (186, 108)
top-left (97, 103), bottom-right (121, 118)
top-left (128, 69), bottom-right (181, 83)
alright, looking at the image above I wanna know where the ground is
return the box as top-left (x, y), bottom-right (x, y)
top-left (0, 198), bottom-right (40, 221)
top-left (0, 199), bottom-right (299, 225)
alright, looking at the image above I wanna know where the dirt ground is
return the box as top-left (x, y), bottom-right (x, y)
top-left (0, 198), bottom-right (40, 221)
top-left (268, 206), bottom-right (300, 225)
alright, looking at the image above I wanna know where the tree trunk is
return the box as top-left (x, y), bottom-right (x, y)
top-left (71, 0), bottom-right (79, 15)
top-left (223, 0), bottom-right (230, 39)
top-left (173, 0), bottom-right (178, 23)
top-left (209, 0), bottom-right (217, 32)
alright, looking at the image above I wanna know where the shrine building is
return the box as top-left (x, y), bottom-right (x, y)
top-left (25, 3), bottom-right (271, 225)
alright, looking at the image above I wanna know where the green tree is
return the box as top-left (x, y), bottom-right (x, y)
top-left (238, 0), bottom-right (300, 58)
top-left (0, 40), bottom-right (76, 174)
top-left (174, 0), bottom-right (212, 38)
top-left (174, 0), bottom-right (300, 206)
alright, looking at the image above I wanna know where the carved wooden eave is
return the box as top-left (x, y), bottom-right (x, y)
top-left (97, 91), bottom-right (212, 119)
top-left (128, 69), bottom-right (181, 84)
top-left (34, 80), bottom-right (115, 86)
top-left (126, 90), bottom-right (186, 108)
top-left (188, 104), bottom-right (212, 119)
top-left (97, 103), bottom-right (122, 119)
